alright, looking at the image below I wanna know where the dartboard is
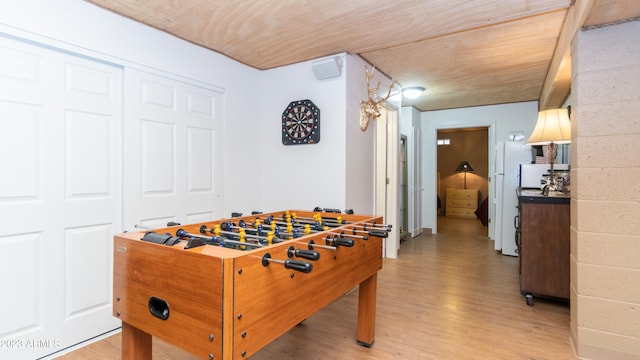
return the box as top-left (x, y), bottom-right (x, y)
top-left (282, 99), bottom-right (320, 145)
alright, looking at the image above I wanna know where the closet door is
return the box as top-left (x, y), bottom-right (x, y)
top-left (0, 37), bottom-right (122, 359)
top-left (123, 69), bottom-right (224, 230)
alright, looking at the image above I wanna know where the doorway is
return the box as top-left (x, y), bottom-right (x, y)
top-left (436, 127), bottom-right (489, 225)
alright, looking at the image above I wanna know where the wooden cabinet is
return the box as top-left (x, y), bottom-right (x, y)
top-left (518, 192), bottom-right (570, 304)
top-left (445, 188), bottom-right (478, 218)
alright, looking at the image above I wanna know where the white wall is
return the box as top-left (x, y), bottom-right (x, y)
top-left (256, 54), bottom-right (384, 215)
top-left (421, 101), bottom-right (539, 233)
top-left (258, 55), bottom-right (347, 212)
top-left (345, 55), bottom-right (377, 214)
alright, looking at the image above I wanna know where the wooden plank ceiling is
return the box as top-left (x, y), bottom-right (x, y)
top-left (86, 0), bottom-right (640, 111)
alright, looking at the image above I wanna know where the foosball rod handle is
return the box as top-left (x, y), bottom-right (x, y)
top-left (287, 246), bottom-right (320, 261)
top-left (368, 229), bottom-right (389, 238)
top-left (261, 253), bottom-right (313, 273)
top-left (326, 235), bottom-right (354, 248)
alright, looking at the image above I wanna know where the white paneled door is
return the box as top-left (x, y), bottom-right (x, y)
top-left (123, 69), bottom-right (224, 230)
top-left (0, 37), bottom-right (122, 359)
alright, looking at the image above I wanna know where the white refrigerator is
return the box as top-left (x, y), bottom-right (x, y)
top-left (494, 141), bottom-right (532, 256)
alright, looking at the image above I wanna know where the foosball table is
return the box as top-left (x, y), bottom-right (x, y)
top-left (113, 209), bottom-right (389, 359)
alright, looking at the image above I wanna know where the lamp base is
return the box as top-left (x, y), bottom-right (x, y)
top-left (542, 142), bottom-right (559, 196)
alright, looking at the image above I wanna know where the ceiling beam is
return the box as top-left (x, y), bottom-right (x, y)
top-left (539, 0), bottom-right (596, 110)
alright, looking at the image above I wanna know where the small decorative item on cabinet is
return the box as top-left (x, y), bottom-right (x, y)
top-left (445, 188), bottom-right (479, 218)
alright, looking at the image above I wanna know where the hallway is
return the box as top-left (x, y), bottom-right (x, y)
top-left (59, 216), bottom-right (575, 359)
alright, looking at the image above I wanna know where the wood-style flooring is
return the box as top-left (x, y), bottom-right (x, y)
top-left (58, 216), bottom-right (576, 359)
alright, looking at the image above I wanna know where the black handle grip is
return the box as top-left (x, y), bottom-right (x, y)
top-left (288, 246), bottom-right (320, 261)
top-left (334, 237), bottom-right (354, 247)
top-left (369, 230), bottom-right (389, 238)
top-left (284, 259), bottom-right (313, 273)
top-left (326, 235), bottom-right (354, 247)
top-left (141, 231), bottom-right (171, 244)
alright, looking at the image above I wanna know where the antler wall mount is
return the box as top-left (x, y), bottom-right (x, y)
top-left (359, 66), bottom-right (399, 131)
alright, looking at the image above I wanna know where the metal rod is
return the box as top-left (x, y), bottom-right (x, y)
top-left (296, 240), bottom-right (337, 251)
top-left (201, 224), bottom-right (276, 244)
top-left (176, 229), bottom-right (263, 248)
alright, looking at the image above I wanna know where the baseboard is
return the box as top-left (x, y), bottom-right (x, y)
top-left (43, 327), bottom-right (122, 359)
top-left (571, 335), bottom-right (640, 360)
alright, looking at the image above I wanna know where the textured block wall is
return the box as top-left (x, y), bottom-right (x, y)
top-left (571, 20), bottom-right (640, 359)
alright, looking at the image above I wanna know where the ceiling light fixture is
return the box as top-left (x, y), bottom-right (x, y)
top-left (402, 86), bottom-right (425, 99)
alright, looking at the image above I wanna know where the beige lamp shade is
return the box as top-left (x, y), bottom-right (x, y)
top-left (526, 108), bottom-right (571, 145)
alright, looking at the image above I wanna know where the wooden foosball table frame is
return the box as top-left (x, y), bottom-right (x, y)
top-left (113, 210), bottom-right (387, 359)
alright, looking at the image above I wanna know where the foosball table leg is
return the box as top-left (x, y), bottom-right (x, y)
top-left (356, 273), bottom-right (377, 347)
top-left (121, 322), bottom-right (152, 360)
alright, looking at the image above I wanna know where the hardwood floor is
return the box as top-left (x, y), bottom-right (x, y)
top-left (58, 216), bottom-right (575, 359)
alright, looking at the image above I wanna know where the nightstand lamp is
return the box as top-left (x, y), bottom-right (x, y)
top-left (455, 161), bottom-right (474, 189)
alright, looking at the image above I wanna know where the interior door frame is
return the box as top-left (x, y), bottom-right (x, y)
top-left (411, 127), bottom-right (422, 237)
top-left (399, 134), bottom-right (409, 240)
top-left (375, 105), bottom-right (400, 259)
top-left (426, 121), bottom-right (496, 235)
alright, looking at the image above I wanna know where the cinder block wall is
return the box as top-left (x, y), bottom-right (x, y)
top-left (571, 20), bottom-right (640, 359)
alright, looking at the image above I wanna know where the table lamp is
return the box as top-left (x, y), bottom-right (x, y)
top-left (526, 108), bottom-right (571, 193)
